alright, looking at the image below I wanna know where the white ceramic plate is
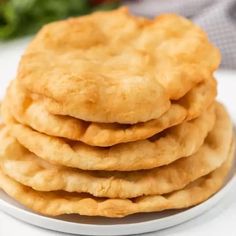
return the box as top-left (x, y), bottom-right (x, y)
top-left (0, 39), bottom-right (236, 236)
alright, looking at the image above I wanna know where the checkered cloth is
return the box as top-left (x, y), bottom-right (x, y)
top-left (124, 0), bottom-right (236, 69)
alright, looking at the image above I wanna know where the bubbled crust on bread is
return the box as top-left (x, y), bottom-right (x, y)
top-left (17, 8), bottom-right (220, 123)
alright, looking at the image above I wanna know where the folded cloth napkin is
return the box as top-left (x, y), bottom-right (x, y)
top-left (124, 0), bottom-right (236, 69)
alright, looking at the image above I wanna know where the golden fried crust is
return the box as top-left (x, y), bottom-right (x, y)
top-left (4, 77), bottom-right (216, 146)
top-left (43, 76), bottom-right (216, 125)
top-left (0, 140), bottom-right (234, 218)
top-left (16, 8), bottom-right (220, 123)
top-left (2, 97), bottom-right (218, 172)
top-left (0, 103), bottom-right (232, 198)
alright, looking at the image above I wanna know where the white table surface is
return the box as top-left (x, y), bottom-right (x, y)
top-left (0, 38), bottom-right (236, 236)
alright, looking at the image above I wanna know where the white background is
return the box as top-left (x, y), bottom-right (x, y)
top-left (0, 39), bottom-right (236, 236)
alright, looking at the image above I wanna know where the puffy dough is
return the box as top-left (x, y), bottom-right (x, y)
top-left (4, 77), bottom-right (216, 146)
top-left (0, 103), bottom-right (232, 198)
top-left (0, 104), bottom-right (232, 198)
top-left (0, 142), bottom-right (234, 217)
top-left (2, 100), bottom-right (217, 171)
top-left (17, 7), bottom-right (220, 123)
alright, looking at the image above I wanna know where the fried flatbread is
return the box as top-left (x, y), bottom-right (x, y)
top-left (17, 8), bottom-right (220, 123)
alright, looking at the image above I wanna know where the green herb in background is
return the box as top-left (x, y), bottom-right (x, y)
top-left (0, 0), bottom-right (120, 40)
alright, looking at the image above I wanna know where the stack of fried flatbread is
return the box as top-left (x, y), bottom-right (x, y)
top-left (0, 8), bottom-right (234, 218)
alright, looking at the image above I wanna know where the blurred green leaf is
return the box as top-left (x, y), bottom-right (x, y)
top-left (0, 0), bottom-right (120, 40)
top-left (92, 1), bottom-right (120, 11)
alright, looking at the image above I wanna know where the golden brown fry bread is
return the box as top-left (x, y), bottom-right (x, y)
top-left (0, 103), bottom-right (232, 199)
top-left (4, 78), bottom-right (216, 147)
top-left (43, 77), bottom-right (216, 126)
top-left (2, 100), bottom-right (216, 172)
top-left (17, 8), bottom-right (220, 123)
top-left (0, 142), bottom-right (234, 218)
